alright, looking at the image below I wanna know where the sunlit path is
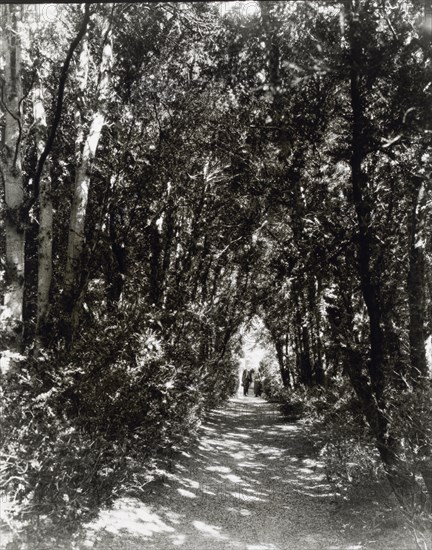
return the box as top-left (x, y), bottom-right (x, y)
top-left (81, 398), bottom-right (413, 550)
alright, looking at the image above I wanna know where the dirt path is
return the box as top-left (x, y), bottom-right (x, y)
top-left (80, 396), bottom-right (415, 550)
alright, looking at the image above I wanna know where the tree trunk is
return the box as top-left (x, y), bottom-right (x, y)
top-left (274, 335), bottom-right (291, 387)
top-left (161, 199), bottom-right (175, 303)
top-left (300, 325), bottom-right (313, 387)
top-left (63, 24), bottom-right (113, 341)
top-left (407, 176), bottom-right (431, 505)
top-left (33, 72), bottom-right (53, 349)
top-left (64, 111), bottom-right (106, 303)
top-left (309, 277), bottom-right (325, 385)
top-left (348, 4), bottom-right (386, 409)
top-left (407, 177), bottom-right (428, 384)
top-left (424, 0), bottom-right (432, 42)
top-left (106, 206), bottom-right (126, 310)
top-left (293, 288), bottom-right (313, 387)
top-left (0, 5), bottom-right (25, 363)
top-left (346, 2), bottom-right (429, 514)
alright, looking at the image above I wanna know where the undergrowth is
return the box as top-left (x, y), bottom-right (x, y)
top-left (0, 316), bottom-right (238, 544)
top-left (271, 382), bottom-right (432, 549)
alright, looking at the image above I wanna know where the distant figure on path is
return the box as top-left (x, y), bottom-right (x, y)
top-left (249, 368), bottom-right (255, 384)
top-left (254, 371), bottom-right (263, 397)
top-left (242, 369), bottom-right (251, 396)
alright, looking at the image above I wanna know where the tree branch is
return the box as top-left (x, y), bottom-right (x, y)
top-left (30, 3), bottom-right (91, 206)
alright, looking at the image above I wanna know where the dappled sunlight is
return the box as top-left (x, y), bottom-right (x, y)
top-left (192, 398), bottom-right (336, 507)
top-left (164, 511), bottom-right (183, 524)
top-left (237, 461), bottom-right (266, 469)
top-left (230, 491), bottom-right (265, 502)
top-left (192, 520), bottom-right (227, 540)
top-left (227, 506), bottom-right (253, 516)
top-left (206, 465), bottom-right (232, 473)
top-left (221, 473), bottom-right (245, 483)
top-left (258, 447), bottom-right (285, 457)
top-left (303, 457), bottom-right (320, 467)
top-left (227, 431), bottom-right (252, 439)
top-left (170, 533), bottom-right (187, 545)
top-left (230, 451), bottom-right (247, 460)
top-left (86, 497), bottom-right (176, 538)
top-left (180, 477), bottom-right (200, 489)
top-left (83, 397), bottom-right (380, 549)
top-left (240, 488), bottom-right (269, 499)
top-left (297, 467), bottom-right (320, 475)
top-left (177, 488), bottom-right (197, 498)
top-left (265, 424), bottom-right (300, 433)
top-left (201, 425), bottom-right (219, 433)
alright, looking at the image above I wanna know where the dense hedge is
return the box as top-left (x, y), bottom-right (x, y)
top-left (0, 314), bottom-right (239, 534)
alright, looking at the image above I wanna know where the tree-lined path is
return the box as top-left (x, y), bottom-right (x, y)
top-left (1, 2), bottom-right (432, 547)
top-left (80, 398), bottom-right (413, 550)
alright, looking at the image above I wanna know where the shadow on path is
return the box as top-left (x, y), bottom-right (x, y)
top-left (82, 397), bottom-right (415, 550)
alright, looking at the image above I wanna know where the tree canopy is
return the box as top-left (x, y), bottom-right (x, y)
top-left (0, 1), bottom-right (431, 546)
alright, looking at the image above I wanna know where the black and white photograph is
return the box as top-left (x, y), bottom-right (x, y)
top-left (0, 1), bottom-right (431, 548)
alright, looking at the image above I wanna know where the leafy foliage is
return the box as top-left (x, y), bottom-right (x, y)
top-left (0, 1), bottom-right (432, 545)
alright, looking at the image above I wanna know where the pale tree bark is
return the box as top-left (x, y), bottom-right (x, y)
top-left (27, 4), bottom-right (90, 351)
top-left (63, 37), bottom-right (89, 312)
top-left (0, 5), bottom-right (25, 364)
top-left (63, 20), bottom-right (113, 342)
top-left (407, 175), bottom-right (432, 498)
top-left (425, 0), bottom-right (432, 41)
top-left (33, 72), bottom-right (53, 348)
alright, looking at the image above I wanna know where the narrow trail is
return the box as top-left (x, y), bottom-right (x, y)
top-left (81, 395), bottom-right (415, 550)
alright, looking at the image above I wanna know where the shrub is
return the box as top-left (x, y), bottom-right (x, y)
top-left (0, 327), bottom-right (202, 534)
top-left (261, 374), bottom-right (281, 399)
top-left (0, 296), bottom-right (243, 538)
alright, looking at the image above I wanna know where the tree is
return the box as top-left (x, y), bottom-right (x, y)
top-left (63, 9), bottom-right (114, 343)
top-left (0, 5), bottom-right (25, 361)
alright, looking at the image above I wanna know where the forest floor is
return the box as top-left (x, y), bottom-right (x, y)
top-left (1, 395), bottom-right (422, 550)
